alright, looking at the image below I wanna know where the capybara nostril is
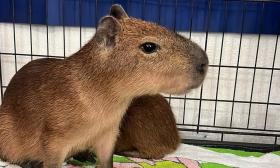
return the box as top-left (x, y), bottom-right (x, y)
top-left (189, 44), bottom-right (209, 75)
top-left (196, 64), bottom-right (207, 74)
top-left (196, 62), bottom-right (207, 74)
top-left (192, 47), bottom-right (209, 75)
top-left (196, 54), bottom-right (208, 74)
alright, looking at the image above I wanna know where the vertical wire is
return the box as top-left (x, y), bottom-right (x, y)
top-left (229, 1), bottom-right (246, 127)
top-left (167, 0), bottom-right (178, 105)
top-left (213, 0), bottom-right (228, 126)
top-left (174, 0), bottom-right (177, 32)
top-left (0, 52), bottom-right (3, 101)
top-left (183, 0), bottom-right (195, 125)
top-left (62, 0), bottom-right (66, 59)
top-left (189, 0), bottom-right (194, 39)
top-left (171, 0), bottom-right (178, 116)
top-left (273, 136), bottom-right (278, 151)
top-left (29, 0), bottom-right (33, 60)
top-left (142, 0), bottom-right (146, 20)
top-left (12, 0), bottom-right (18, 72)
top-left (158, 0), bottom-right (162, 25)
top-left (46, 0), bottom-right (49, 57)
top-left (95, 0), bottom-right (98, 28)
top-left (264, 34), bottom-right (279, 130)
top-left (197, 0), bottom-right (212, 133)
top-left (247, 2), bottom-right (265, 129)
top-left (127, 0), bottom-right (130, 15)
top-left (79, 0), bottom-right (82, 48)
top-left (0, 36), bottom-right (3, 100)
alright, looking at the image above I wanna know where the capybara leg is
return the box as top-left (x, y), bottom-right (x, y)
top-left (43, 162), bottom-right (62, 168)
top-left (43, 147), bottom-right (66, 168)
top-left (43, 156), bottom-right (64, 168)
top-left (95, 148), bottom-right (113, 168)
top-left (94, 131), bottom-right (117, 168)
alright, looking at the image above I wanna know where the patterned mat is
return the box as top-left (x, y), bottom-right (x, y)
top-left (1, 144), bottom-right (280, 168)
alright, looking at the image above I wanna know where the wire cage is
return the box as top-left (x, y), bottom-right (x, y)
top-left (0, 0), bottom-right (279, 152)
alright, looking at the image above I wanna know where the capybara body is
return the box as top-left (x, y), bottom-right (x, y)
top-left (115, 94), bottom-right (180, 159)
top-left (0, 4), bottom-right (208, 168)
top-left (75, 94), bottom-right (179, 161)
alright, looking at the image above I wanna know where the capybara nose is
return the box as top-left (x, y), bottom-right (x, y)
top-left (191, 46), bottom-right (209, 75)
top-left (196, 62), bottom-right (208, 74)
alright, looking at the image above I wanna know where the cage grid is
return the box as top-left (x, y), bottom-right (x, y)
top-left (0, 0), bottom-right (279, 152)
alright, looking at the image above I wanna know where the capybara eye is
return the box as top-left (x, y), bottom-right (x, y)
top-left (140, 42), bottom-right (159, 54)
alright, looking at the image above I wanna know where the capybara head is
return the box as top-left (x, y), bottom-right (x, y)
top-left (92, 4), bottom-right (208, 95)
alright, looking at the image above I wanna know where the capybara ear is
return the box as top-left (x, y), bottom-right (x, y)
top-left (95, 16), bottom-right (121, 47)
top-left (110, 4), bottom-right (128, 20)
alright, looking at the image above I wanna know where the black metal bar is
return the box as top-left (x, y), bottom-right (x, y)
top-left (230, 1), bottom-right (246, 127)
top-left (173, 0), bottom-right (177, 32)
top-left (221, 132), bottom-right (224, 142)
top-left (141, 0), bottom-right (146, 20)
top-left (189, 0), bottom-right (194, 39)
top-left (167, 96), bottom-right (280, 105)
top-left (182, 95), bottom-right (187, 124)
top-left (208, 64), bottom-right (280, 70)
top-left (181, 139), bottom-right (280, 153)
top-left (273, 136), bottom-right (278, 151)
top-left (264, 35), bottom-right (279, 130)
top-left (0, 52), bottom-right (64, 59)
top-left (95, 0), bottom-right (98, 28)
top-left (183, 0), bottom-right (195, 124)
top-left (0, 13), bottom-right (2, 100)
top-left (168, 0), bottom-right (178, 105)
top-left (177, 123), bottom-right (280, 133)
top-left (46, 0), bottom-right (49, 57)
top-left (29, 0), bottom-right (33, 60)
top-left (197, 0), bottom-right (212, 133)
top-left (247, 2), bottom-right (265, 129)
top-left (127, 0), bottom-right (130, 15)
top-left (158, 0), bottom-right (162, 24)
top-left (12, 0), bottom-right (18, 72)
top-left (179, 128), bottom-right (280, 137)
top-left (62, 0), bottom-right (66, 58)
top-left (79, 0), bottom-right (82, 48)
top-left (0, 54), bottom-right (3, 101)
top-left (213, 0), bottom-right (228, 126)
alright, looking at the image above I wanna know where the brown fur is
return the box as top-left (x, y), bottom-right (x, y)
top-left (0, 4), bottom-right (208, 168)
top-left (75, 94), bottom-right (179, 161)
top-left (115, 94), bottom-right (180, 159)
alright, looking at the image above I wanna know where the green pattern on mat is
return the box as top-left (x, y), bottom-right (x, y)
top-left (272, 151), bottom-right (280, 156)
top-left (139, 161), bottom-right (186, 168)
top-left (206, 147), bottom-right (264, 157)
top-left (113, 155), bottom-right (134, 163)
top-left (200, 162), bottom-right (232, 168)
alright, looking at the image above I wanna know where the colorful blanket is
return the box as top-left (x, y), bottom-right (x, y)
top-left (1, 144), bottom-right (280, 168)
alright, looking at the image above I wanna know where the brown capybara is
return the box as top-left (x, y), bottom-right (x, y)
top-left (0, 4), bottom-right (208, 168)
top-left (116, 94), bottom-right (180, 159)
top-left (74, 94), bottom-right (179, 161)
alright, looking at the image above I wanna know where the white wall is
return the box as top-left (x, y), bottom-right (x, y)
top-left (0, 23), bottom-right (279, 144)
